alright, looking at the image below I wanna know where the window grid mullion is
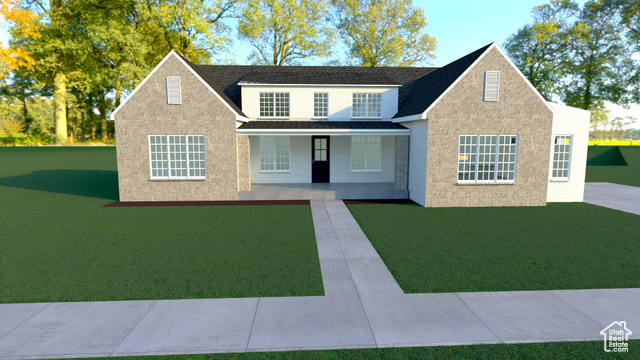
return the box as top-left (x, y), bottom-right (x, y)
top-left (494, 135), bottom-right (499, 181)
top-left (166, 135), bottom-right (171, 179)
top-left (474, 135), bottom-right (479, 182)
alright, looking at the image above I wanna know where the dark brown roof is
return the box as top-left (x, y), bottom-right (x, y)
top-left (238, 121), bottom-right (408, 130)
top-left (179, 43), bottom-right (495, 119)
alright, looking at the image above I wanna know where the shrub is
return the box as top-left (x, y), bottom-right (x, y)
top-left (0, 118), bottom-right (24, 135)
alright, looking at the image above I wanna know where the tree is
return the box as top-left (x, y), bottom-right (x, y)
top-left (0, 0), bottom-right (39, 80)
top-left (238, 0), bottom-right (334, 65)
top-left (332, 0), bottom-right (436, 66)
top-left (589, 102), bottom-right (609, 140)
top-left (138, 0), bottom-right (240, 64)
top-left (503, 0), bottom-right (579, 98)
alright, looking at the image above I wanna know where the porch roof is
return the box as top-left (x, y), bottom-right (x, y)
top-left (236, 121), bottom-right (410, 136)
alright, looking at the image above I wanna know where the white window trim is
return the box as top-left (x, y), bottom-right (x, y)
top-left (259, 136), bottom-right (291, 173)
top-left (166, 76), bottom-right (182, 105)
top-left (551, 134), bottom-right (572, 180)
top-left (457, 134), bottom-right (518, 184)
top-left (148, 135), bottom-right (206, 180)
top-left (313, 92), bottom-right (329, 119)
top-left (259, 92), bottom-right (290, 119)
top-left (351, 93), bottom-right (382, 119)
top-left (351, 136), bottom-right (382, 172)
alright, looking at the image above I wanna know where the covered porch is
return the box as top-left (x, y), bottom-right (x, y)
top-left (238, 182), bottom-right (408, 200)
top-left (236, 121), bottom-right (410, 200)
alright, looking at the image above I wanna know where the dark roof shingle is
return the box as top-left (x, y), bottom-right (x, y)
top-left (238, 121), bottom-right (407, 130)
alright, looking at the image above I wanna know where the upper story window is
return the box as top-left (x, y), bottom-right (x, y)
top-left (314, 93), bottom-right (328, 118)
top-left (458, 134), bottom-right (517, 183)
top-left (259, 92), bottom-right (290, 118)
top-left (149, 135), bottom-right (206, 179)
top-left (483, 71), bottom-right (500, 101)
top-left (552, 135), bottom-right (572, 179)
top-left (352, 93), bottom-right (381, 118)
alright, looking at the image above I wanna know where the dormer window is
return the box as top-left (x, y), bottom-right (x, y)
top-left (352, 93), bottom-right (382, 118)
top-left (166, 76), bottom-right (181, 104)
top-left (259, 92), bottom-right (290, 118)
top-left (483, 71), bottom-right (500, 102)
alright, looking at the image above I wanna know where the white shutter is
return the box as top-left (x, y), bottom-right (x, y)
top-left (484, 71), bottom-right (500, 101)
top-left (166, 76), bottom-right (181, 105)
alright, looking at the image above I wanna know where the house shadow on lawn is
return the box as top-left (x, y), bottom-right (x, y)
top-left (0, 169), bottom-right (119, 200)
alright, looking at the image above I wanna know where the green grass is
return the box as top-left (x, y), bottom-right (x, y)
top-left (586, 146), bottom-right (640, 187)
top-left (73, 340), bottom-right (639, 359)
top-left (347, 203), bottom-right (640, 293)
top-left (0, 147), bottom-right (323, 303)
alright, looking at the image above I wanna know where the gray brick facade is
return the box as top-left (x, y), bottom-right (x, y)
top-left (114, 54), bottom-right (240, 201)
top-left (424, 47), bottom-right (554, 207)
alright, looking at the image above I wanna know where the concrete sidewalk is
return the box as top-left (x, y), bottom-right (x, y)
top-left (584, 182), bottom-right (640, 215)
top-left (0, 200), bottom-right (639, 359)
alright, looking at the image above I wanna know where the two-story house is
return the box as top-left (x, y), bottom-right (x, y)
top-left (111, 43), bottom-right (590, 207)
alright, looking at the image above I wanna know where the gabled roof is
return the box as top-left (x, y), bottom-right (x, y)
top-left (392, 43), bottom-right (492, 119)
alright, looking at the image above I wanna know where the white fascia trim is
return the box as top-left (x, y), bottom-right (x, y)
top-left (236, 129), bottom-right (410, 136)
top-left (110, 50), bottom-right (249, 122)
top-left (547, 101), bottom-right (591, 115)
top-left (391, 114), bottom-right (424, 123)
top-left (420, 43), bottom-right (556, 118)
top-left (238, 82), bottom-right (401, 88)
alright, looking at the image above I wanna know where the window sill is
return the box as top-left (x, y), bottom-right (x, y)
top-left (258, 117), bottom-right (290, 120)
top-left (550, 178), bottom-right (570, 182)
top-left (351, 169), bottom-right (382, 173)
top-left (148, 178), bottom-right (206, 182)
top-left (456, 181), bottom-right (515, 186)
top-left (351, 117), bottom-right (382, 120)
top-left (259, 170), bottom-right (291, 173)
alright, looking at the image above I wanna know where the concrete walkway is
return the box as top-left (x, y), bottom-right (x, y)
top-left (1, 200), bottom-right (639, 359)
top-left (584, 182), bottom-right (640, 215)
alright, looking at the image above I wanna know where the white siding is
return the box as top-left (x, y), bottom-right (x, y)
top-left (403, 120), bottom-right (428, 206)
top-left (241, 86), bottom-right (399, 121)
top-left (330, 136), bottom-right (395, 183)
top-left (546, 102), bottom-right (590, 202)
top-left (249, 136), bottom-right (311, 183)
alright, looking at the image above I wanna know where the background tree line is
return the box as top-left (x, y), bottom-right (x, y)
top-left (0, 0), bottom-right (436, 144)
top-left (504, 0), bottom-right (640, 140)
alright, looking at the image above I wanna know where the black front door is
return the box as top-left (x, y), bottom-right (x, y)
top-left (312, 136), bottom-right (330, 183)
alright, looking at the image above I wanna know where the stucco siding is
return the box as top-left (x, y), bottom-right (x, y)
top-left (424, 47), bottom-right (554, 207)
top-left (330, 136), bottom-right (395, 183)
top-left (114, 54), bottom-right (239, 201)
top-left (546, 103), bottom-right (590, 202)
top-left (404, 120), bottom-right (428, 206)
top-left (241, 86), bottom-right (399, 121)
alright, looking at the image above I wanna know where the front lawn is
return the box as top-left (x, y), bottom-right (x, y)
top-left (347, 202), bottom-right (640, 293)
top-left (77, 340), bottom-right (639, 359)
top-left (0, 147), bottom-right (323, 303)
top-left (586, 145), bottom-right (640, 187)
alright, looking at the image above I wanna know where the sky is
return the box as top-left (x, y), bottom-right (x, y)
top-left (0, 0), bottom-right (637, 122)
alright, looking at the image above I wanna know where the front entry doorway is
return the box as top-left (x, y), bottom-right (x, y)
top-left (312, 136), bottom-right (330, 183)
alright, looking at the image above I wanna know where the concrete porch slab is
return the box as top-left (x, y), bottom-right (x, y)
top-left (239, 183), bottom-right (408, 201)
top-left (0, 303), bottom-right (50, 339)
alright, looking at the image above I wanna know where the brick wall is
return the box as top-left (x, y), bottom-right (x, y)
top-left (114, 54), bottom-right (240, 201)
top-left (424, 47), bottom-right (554, 207)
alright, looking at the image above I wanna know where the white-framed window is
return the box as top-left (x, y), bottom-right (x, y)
top-left (484, 71), bottom-right (500, 102)
top-left (314, 93), bottom-right (328, 118)
top-left (259, 92), bottom-right (290, 118)
top-left (259, 136), bottom-right (290, 172)
top-left (552, 135), bottom-right (572, 179)
top-left (351, 136), bottom-right (381, 171)
top-left (458, 134), bottom-right (517, 183)
top-left (352, 93), bottom-right (382, 118)
top-left (149, 135), bottom-right (206, 179)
